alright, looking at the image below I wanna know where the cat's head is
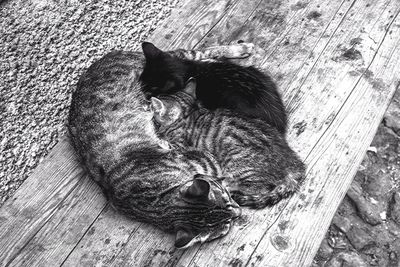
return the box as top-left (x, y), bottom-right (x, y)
top-left (149, 78), bottom-right (198, 127)
top-left (140, 42), bottom-right (187, 96)
top-left (173, 174), bottom-right (241, 249)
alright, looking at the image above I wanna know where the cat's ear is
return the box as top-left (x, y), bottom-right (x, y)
top-left (186, 178), bottom-right (210, 198)
top-left (183, 78), bottom-right (197, 98)
top-left (150, 97), bottom-right (166, 116)
top-left (142, 42), bottom-right (162, 59)
top-left (175, 229), bottom-right (196, 249)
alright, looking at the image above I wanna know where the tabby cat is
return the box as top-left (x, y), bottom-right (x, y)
top-left (141, 42), bottom-right (287, 134)
top-left (68, 45), bottom-right (253, 248)
top-left (150, 79), bottom-right (305, 208)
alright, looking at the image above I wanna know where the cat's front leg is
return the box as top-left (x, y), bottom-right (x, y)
top-left (169, 42), bottom-right (255, 61)
top-left (198, 42), bottom-right (267, 69)
top-left (225, 43), bottom-right (268, 68)
top-left (199, 42), bottom-right (255, 60)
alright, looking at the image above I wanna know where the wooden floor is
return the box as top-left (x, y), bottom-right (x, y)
top-left (1, 0), bottom-right (400, 266)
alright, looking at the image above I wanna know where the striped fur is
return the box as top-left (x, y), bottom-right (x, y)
top-left (151, 82), bottom-right (306, 208)
top-left (68, 49), bottom-right (243, 248)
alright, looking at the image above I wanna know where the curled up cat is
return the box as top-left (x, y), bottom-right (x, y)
top-left (68, 45), bottom-right (254, 248)
top-left (141, 42), bottom-right (287, 134)
top-left (150, 79), bottom-right (306, 208)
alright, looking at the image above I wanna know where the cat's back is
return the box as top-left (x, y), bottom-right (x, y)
top-left (68, 50), bottom-right (159, 176)
top-left (195, 107), bottom-right (284, 144)
top-left (195, 60), bottom-right (287, 134)
top-left (71, 50), bottom-right (145, 108)
top-left (185, 107), bottom-right (297, 169)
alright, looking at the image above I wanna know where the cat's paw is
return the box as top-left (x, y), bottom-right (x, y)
top-left (203, 42), bottom-right (255, 60)
top-left (229, 42), bottom-right (255, 59)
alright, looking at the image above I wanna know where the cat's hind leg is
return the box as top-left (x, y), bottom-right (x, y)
top-left (227, 168), bottom-right (305, 209)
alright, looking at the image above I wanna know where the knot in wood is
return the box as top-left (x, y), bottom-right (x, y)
top-left (271, 234), bottom-right (290, 252)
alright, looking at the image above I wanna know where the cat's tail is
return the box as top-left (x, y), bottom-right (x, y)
top-left (233, 171), bottom-right (305, 209)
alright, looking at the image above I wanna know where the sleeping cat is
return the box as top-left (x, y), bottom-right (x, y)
top-left (140, 42), bottom-right (287, 134)
top-left (150, 79), bottom-right (305, 208)
top-left (68, 45), bottom-right (253, 248)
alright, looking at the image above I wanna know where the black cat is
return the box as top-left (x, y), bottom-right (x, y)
top-left (140, 42), bottom-right (287, 134)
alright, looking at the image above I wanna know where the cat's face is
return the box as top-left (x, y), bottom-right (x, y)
top-left (140, 42), bottom-right (186, 96)
top-left (150, 78), bottom-right (198, 126)
top-left (173, 174), bottom-right (241, 249)
top-left (150, 96), bottom-right (183, 127)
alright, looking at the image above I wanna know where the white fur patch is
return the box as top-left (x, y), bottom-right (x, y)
top-left (158, 139), bottom-right (171, 150)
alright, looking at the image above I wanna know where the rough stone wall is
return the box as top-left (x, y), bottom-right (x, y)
top-left (0, 0), bottom-right (179, 206)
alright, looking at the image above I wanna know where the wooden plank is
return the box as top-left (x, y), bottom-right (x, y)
top-left (7, 174), bottom-right (105, 267)
top-left (275, 0), bottom-right (399, 155)
top-left (0, 137), bottom-right (85, 266)
top-left (250, 63), bottom-right (400, 265)
top-left (247, 11), bottom-right (400, 267)
top-left (62, 205), bottom-right (142, 267)
top-left (149, 0), bottom-right (242, 50)
top-left (196, 0), bottom-right (347, 70)
top-left (108, 225), bottom-right (182, 267)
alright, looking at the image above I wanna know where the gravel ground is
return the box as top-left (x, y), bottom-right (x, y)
top-left (0, 0), bottom-right (179, 206)
top-left (313, 94), bottom-right (400, 267)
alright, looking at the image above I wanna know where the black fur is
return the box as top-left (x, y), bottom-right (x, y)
top-left (140, 42), bottom-right (288, 134)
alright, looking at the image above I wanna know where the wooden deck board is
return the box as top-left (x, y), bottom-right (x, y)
top-left (62, 205), bottom-right (142, 266)
top-left (1, 0), bottom-right (400, 266)
top-left (0, 138), bottom-right (85, 265)
top-left (8, 174), bottom-right (105, 267)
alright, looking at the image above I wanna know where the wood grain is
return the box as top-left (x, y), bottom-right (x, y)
top-left (148, 0), bottom-right (242, 50)
top-left (8, 174), bottom-right (106, 267)
top-left (248, 7), bottom-right (400, 267)
top-left (1, 0), bottom-right (399, 266)
top-left (0, 137), bottom-right (85, 266)
top-left (62, 205), bottom-right (142, 267)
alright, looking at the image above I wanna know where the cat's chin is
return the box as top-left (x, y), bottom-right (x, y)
top-left (209, 221), bottom-right (233, 240)
top-left (201, 221), bottom-right (233, 244)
